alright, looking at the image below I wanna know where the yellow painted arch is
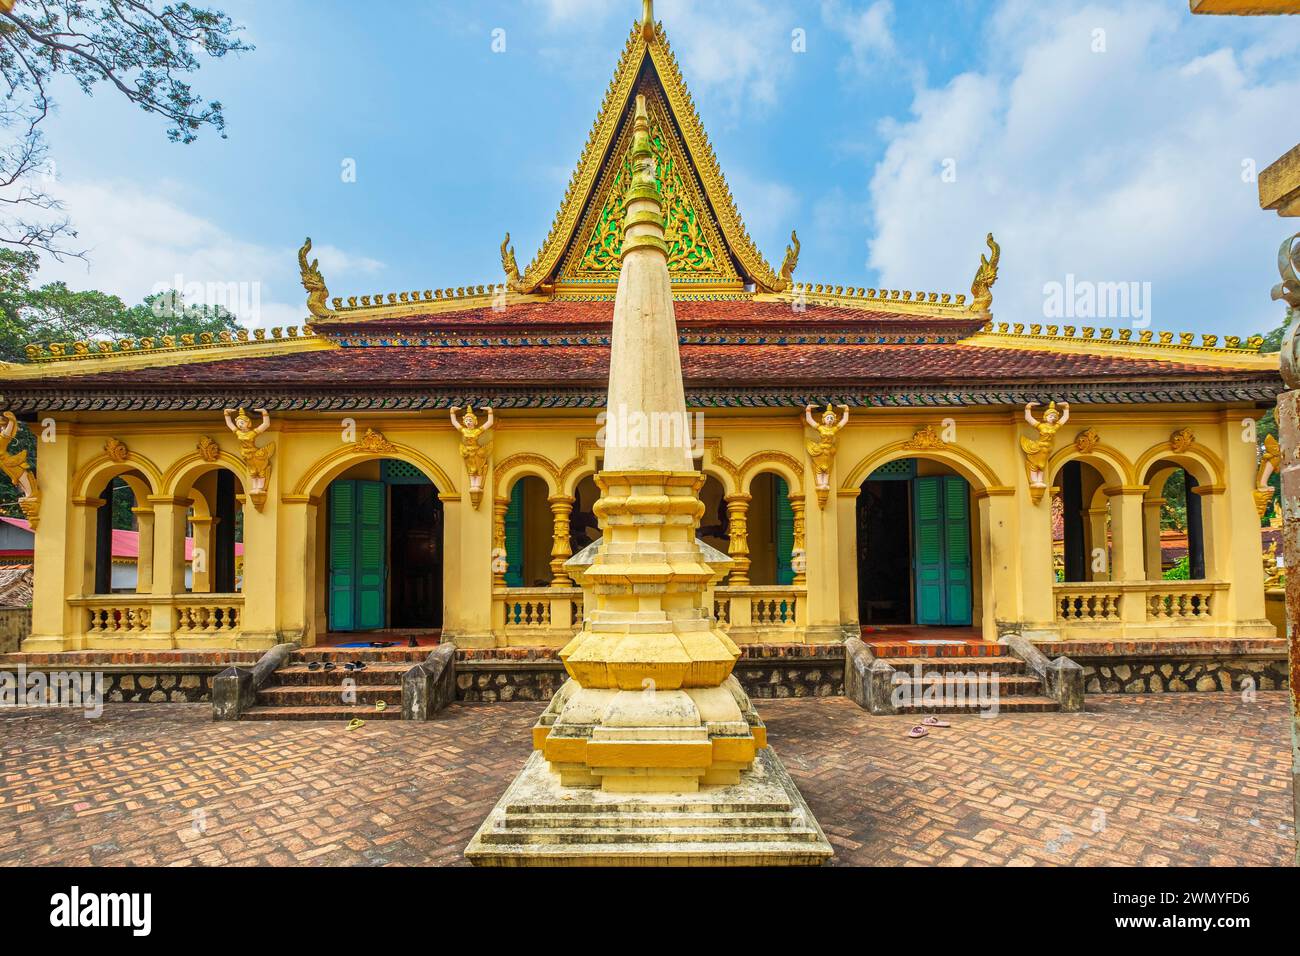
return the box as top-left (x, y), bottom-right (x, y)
top-left (494, 453), bottom-right (562, 498)
top-left (1134, 441), bottom-right (1224, 489)
top-left (840, 441), bottom-right (1004, 493)
top-left (739, 451), bottom-right (805, 495)
top-left (1046, 443), bottom-right (1135, 488)
top-left (161, 450), bottom-right (247, 500)
top-left (292, 442), bottom-right (457, 499)
top-left (72, 452), bottom-right (164, 500)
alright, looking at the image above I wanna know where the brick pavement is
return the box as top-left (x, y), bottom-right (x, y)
top-left (0, 694), bottom-right (1292, 866)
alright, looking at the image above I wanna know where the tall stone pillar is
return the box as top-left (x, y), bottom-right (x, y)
top-left (468, 90), bottom-right (830, 866)
top-left (24, 423), bottom-right (77, 652)
top-left (723, 492), bottom-right (751, 585)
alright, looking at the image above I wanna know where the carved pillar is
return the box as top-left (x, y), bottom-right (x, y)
top-left (132, 506), bottom-right (155, 593)
top-left (724, 492), bottom-right (751, 586)
top-left (549, 495), bottom-right (575, 587)
top-left (789, 495), bottom-right (807, 587)
top-left (492, 496), bottom-right (509, 589)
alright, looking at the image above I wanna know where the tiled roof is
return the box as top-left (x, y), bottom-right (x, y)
top-left (15, 342), bottom-right (1265, 389)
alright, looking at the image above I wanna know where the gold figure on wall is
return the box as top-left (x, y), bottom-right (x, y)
top-left (1021, 400), bottom-right (1069, 503)
top-left (224, 407), bottom-right (276, 508)
top-left (804, 403), bottom-right (848, 508)
top-left (1254, 432), bottom-right (1283, 520)
top-left (451, 404), bottom-right (494, 509)
top-left (1, 411), bottom-right (39, 527)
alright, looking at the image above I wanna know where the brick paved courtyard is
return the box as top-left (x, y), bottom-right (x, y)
top-left (0, 694), bottom-right (1292, 867)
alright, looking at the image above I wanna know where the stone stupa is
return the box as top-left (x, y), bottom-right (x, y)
top-left (465, 85), bottom-right (832, 867)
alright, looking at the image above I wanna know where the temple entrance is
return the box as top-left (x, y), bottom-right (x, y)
top-left (856, 459), bottom-right (973, 627)
top-left (326, 460), bottom-right (443, 633)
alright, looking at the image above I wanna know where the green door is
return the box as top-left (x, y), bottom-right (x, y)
top-left (912, 475), bottom-right (973, 626)
top-left (328, 479), bottom-right (387, 632)
top-left (774, 476), bottom-right (795, 586)
top-left (504, 480), bottom-right (525, 588)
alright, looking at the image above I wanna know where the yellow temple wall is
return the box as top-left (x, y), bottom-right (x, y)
top-left (20, 402), bottom-right (1277, 653)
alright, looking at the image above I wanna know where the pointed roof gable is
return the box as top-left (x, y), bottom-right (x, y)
top-left (517, 18), bottom-right (788, 296)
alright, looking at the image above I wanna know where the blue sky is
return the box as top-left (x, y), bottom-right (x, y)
top-left (31, 0), bottom-right (1300, 337)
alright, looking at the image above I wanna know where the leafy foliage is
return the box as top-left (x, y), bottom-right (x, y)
top-left (1163, 555), bottom-right (1190, 581)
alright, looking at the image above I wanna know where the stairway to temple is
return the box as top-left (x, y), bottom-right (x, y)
top-left (869, 641), bottom-right (1061, 714)
top-left (238, 648), bottom-right (425, 721)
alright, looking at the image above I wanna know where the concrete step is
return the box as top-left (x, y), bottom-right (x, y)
top-left (273, 663), bottom-right (410, 686)
top-left (477, 826), bottom-right (826, 846)
top-left (895, 694), bottom-right (1060, 714)
top-left (292, 648), bottom-right (431, 663)
top-left (237, 704), bottom-right (403, 721)
top-left (499, 811), bottom-right (802, 830)
top-left (255, 684), bottom-right (403, 707)
top-left (890, 674), bottom-right (1045, 696)
top-left (878, 655), bottom-right (1027, 673)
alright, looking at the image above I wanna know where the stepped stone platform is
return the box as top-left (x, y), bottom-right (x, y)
top-left (465, 747), bottom-right (833, 867)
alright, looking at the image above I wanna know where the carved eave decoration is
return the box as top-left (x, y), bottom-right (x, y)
top-left (356, 428), bottom-right (397, 455)
top-left (1073, 427), bottom-right (1101, 454)
top-left (901, 424), bottom-right (947, 451)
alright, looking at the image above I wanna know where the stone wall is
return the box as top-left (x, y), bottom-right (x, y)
top-left (0, 608), bottom-right (31, 655)
top-left (1034, 638), bottom-right (1288, 695)
top-left (103, 671), bottom-right (216, 703)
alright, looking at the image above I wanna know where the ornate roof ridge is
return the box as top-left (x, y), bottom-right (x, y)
top-left (976, 321), bottom-right (1266, 354)
top-left (21, 325), bottom-right (319, 365)
top-left (324, 282), bottom-right (511, 317)
top-left (777, 281), bottom-right (971, 314)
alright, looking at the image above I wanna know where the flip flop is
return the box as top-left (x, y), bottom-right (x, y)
top-left (323, 662), bottom-right (336, 671)
top-left (346, 718), bottom-right (364, 731)
top-left (343, 663), bottom-right (357, 672)
top-left (374, 701), bottom-right (387, 712)
top-left (307, 661), bottom-right (321, 671)
top-left (907, 725), bottom-right (929, 739)
top-left (921, 716), bottom-right (951, 728)
top-left (408, 637), bottom-right (419, 648)
top-left (352, 661), bottom-right (367, 671)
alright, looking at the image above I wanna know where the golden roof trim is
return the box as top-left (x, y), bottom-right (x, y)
top-left (23, 325), bottom-right (319, 365)
top-left (775, 282), bottom-right (971, 315)
top-left (321, 283), bottom-right (513, 318)
top-left (967, 322), bottom-right (1277, 371)
top-left (979, 321), bottom-right (1264, 352)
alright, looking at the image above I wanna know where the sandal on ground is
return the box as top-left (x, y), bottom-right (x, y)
top-left (907, 725), bottom-right (929, 739)
top-left (921, 716), bottom-right (951, 728)
top-left (323, 662), bottom-right (336, 671)
top-left (346, 718), bottom-right (364, 731)
top-left (352, 661), bottom-right (367, 671)
top-left (375, 701), bottom-right (387, 712)
top-left (307, 661), bottom-right (321, 671)
top-left (343, 663), bottom-right (356, 672)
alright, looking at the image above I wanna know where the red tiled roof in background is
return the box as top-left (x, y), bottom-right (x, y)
top-left (13, 343), bottom-right (1261, 390)
top-left (0, 516), bottom-right (242, 560)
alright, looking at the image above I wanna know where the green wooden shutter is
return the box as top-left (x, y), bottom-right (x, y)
top-left (913, 477), bottom-right (945, 625)
top-left (355, 480), bottom-right (387, 630)
top-left (942, 476), bottom-right (973, 626)
top-left (328, 481), bottom-right (357, 632)
top-left (504, 481), bottom-right (525, 588)
top-left (774, 476), bottom-right (795, 586)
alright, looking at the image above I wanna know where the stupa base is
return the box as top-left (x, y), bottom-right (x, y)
top-left (464, 747), bottom-right (833, 867)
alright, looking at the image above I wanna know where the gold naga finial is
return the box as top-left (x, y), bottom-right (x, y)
top-left (1273, 232), bottom-right (1299, 309)
top-left (500, 233), bottom-right (525, 293)
top-left (778, 230), bottom-right (801, 287)
top-left (968, 232), bottom-right (1000, 313)
top-left (298, 238), bottom-right (335, 320)
top-left (641, 0), bottom-right (656, 42)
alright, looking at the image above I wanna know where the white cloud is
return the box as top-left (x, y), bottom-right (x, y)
top-left (33, 177), bottom-right (383, 330)
top-left (863, 0), bottom-right (1300, 335)
top-left (821, 0), bottom-right (897, 77)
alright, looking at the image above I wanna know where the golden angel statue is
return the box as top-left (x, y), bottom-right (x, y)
top-left (224, 407), bottom-right (276, 498)
top-left (1021, 400), bottom-right (1069, 493)
top-left (804, 403), bottom-right (849, 501)
top-left (1, 412), bottom-right (35, 501)
top-left (451, 404), bottom-right (494, 507)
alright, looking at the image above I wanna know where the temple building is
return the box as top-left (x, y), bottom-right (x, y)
top-left (0, 13), bottom-right (1284, 657)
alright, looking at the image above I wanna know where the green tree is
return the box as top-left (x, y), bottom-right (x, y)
top-left (0, 2), bottom-right (250, 257)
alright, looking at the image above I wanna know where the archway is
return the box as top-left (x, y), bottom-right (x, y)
top-left (184, 467), bottom-right (244, 595)
top-left (855, 457), bottom-right (974, 628)
top-left (1052, 460), bottom-right (1114, 584)
top-left (321, 457), bottom-right (444, 634)
top-left (502, 474), bottom-right (553, 588)
top-left (90, 473), bottom-right (147, 594)
top-left (569, 474), bottom-right (601, 557)
top-left (1142, 460), bottom-right (1208, 581)
top-left (746, 472), bottom-right (795, 587)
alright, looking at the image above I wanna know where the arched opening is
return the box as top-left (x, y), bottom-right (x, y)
top-left (697, 473), bottom-right (729, 558)
top-left (856, 457), bottom-right (974, 628)
top-left (503, 475), bottom-right (554, 588)
top-left (1052, 460), bottom-right (1113, 583)
top-left (91, 474), bottom-right (146, 594)
top-left (1143, 461), bottom-right (1207, 581)
top-left (322, 458), bottom-right (444, 634)
top-left (568, 474), bottom-right (601, 557)
top-left (747, 472), bottom-right (795, 586)
top-left (185, 468), bottom-right (244, 594)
